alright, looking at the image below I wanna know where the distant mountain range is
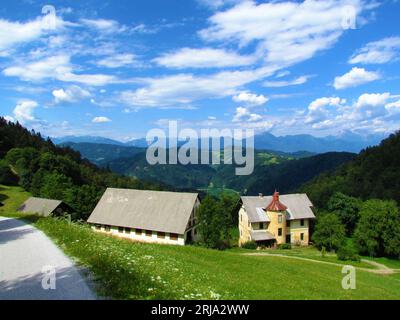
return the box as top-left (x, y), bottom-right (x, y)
top-left (51, 131), bottom-right (386, 154)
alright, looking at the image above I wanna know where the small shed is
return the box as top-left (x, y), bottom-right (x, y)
top-left (17, 197), bottom-right (71, 217)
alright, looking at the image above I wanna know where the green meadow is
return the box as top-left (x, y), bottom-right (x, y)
top-left (1, 185), bottom-right (400, 300)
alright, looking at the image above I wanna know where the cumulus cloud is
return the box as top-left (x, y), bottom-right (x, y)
top-left (13, 100), bottom-right (39, 124)
top-left (52, 85), bottom-right (91, 104)
top-left (92, 116), bottom-right (111, 123)
top-left (154, 48), bottom-right (255, 69)
top-left (355, 92), bottom-right (391, 108)
top-left (333, 67), bottom-right (380, 90)
top-left (232, 107), bottom-right (262, 122)
top-left (232, 91), bottom-right (268, 107)
top-left (349, 37), bottom-right (400, 64)
top-left (305, 96), bottom-right (346, 124)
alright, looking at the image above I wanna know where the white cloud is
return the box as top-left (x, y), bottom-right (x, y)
top-left (349, 37), bottom-right (400, 64)
top-left (80, 18), bottom-right (127, 34)
top-left (232, 91), bottom-right (268, 106)
top-left (52, 85), bottom-right (91, 104)
top-left (13, 100), bottom-right (39, 124)
top-left (263, 75), bottom-right (311, 88)
top-left (120, 66), bottom-right (275, 108)
top-left (154, 48), bottom-right (255, 69)
top-left (333, 67), bottom-right (380, 90)
top-left (356, 92), bottom-right (391, 108)
top-left (92, 116), bottom-right (112, 123)
top-left (232, 107), bottom-right (262, 122)
top-left (0, 14), bottom-right (68, 52)
top-left (200, 0), bottom-right (365, 69)
top-left (3, 55), bottom-right (119, 86)
top-left (305, 96), bottom-right (346, 124)
top-left (96, 53), bottom-right (137, 68)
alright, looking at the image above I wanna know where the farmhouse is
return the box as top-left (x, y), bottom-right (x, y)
top-left (239, 192), bottom-right (315, 247)
top-left (87, 188), bottom-right (200, 246)
top-left (17, 197), bottom-right (71, 217)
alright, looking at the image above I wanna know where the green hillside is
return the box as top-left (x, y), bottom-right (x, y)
top-left (64, 141), bottom-right (354, 195)
top-left (301, 131), bottom-right (400, 208)
top-left (1, 185), bottom-right (400, 300)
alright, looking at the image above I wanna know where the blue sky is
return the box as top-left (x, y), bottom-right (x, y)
top-left (0, 0), bottom-right (399, 141)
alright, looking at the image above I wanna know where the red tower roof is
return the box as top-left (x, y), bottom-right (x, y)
top-left (265, 191), bottom-right (288, 212)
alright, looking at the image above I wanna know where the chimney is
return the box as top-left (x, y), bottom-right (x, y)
top-left (259, 193), bottom-right (263, 199)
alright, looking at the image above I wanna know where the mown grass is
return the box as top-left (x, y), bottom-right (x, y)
top-left (1, 184), bottom-right (400, 300)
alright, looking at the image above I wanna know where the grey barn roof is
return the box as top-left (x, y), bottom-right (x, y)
top-left (241, 194), bottom-right (315, 223)
top-left (18, 197), bottom-right (63, 217)
top-left (87, 188), bottom-right (199, 234)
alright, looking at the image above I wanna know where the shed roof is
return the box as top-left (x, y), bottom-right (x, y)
top-left (87, 188), bottom-right (199, 234)
top-left (251, 230), bottom-right (275, 241)
top-left (241, 193), bottom-right (315, 222)
top-left (18, 197), bottom-right (63, 217)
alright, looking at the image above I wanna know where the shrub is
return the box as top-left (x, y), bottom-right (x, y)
top-left (337, 244), bottom-right (360, 262)
top-left (242, 241), bottom-right (257, 250)
top-left (278, 243), bottom-right (292, 250)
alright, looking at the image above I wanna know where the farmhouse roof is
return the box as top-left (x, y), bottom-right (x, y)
top-left (241, 193), bottom-right (315, 222)
top-left (87, 188), bottom-right (199, 234)
top-left (17, 197), bottom-right (63, 217)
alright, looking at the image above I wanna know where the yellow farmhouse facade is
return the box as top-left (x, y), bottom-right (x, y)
top-left (239, 192), bottom-right (315, 247)
top-left (87, 188), bottom-right (200, 246)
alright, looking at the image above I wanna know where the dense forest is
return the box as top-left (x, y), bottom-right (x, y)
top-left (0, 117), bottom-right (165, 219)
top-left (301, 131), bottom-right (400, 208)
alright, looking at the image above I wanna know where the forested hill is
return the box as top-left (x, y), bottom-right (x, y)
top-left (301, 130), bottom-right (400, 208)
top-left (0, 118), bottom-right (166, 219)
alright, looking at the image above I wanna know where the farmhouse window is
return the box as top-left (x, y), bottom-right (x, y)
top-left (301, 233), bottom-right (304, 241)
top-left (158, 232), bottom-right (166, 239)
top-left (95, 225), bottom-right (101, 230)
top-left (278, 228), bottom-right (282, 236)
top-left (125, 228), bottom-right (131, 234)
top-left (146, 230), bottom-right (152, 237)
top-left (135, 229), bottom-right (142, 235)
top-left (301, 219), bottom-right (305, 226)
top-left (105, 225), bottom-right (111, 232)
top-left (278, 215), bottom-right (282, 223)
top-left (259, 222), bottom-right (265, 230)
top-left (286, 221), bottom-right (290, 228)
top-left (170, 233), bottom-right (178, 241)
top-left (118, 227), bottom-right (124, 233)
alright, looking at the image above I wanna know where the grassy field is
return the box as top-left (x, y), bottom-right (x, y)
top-left (1, 184), bottom-right (400, 300)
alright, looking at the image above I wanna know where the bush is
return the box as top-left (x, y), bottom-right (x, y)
top-left (242, 241), bottom-right (257, 250)
top-left (278, 243), bottom-right (292, 250)
top-left (337, 245), bottom-right (360, 262)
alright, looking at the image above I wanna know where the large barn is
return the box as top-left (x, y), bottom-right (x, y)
top-left (87, 188), bottom-right (200, 246)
